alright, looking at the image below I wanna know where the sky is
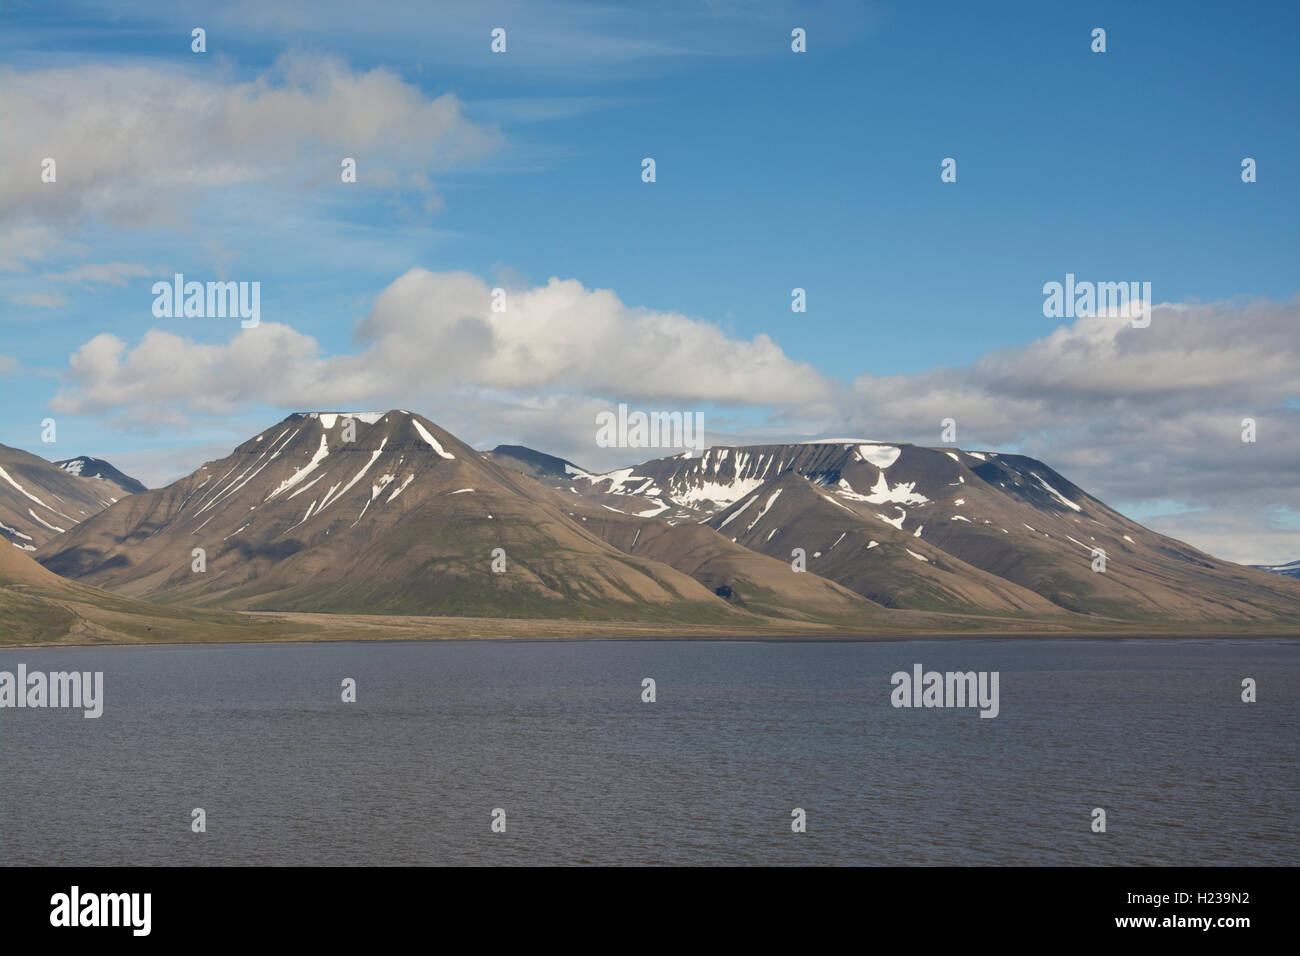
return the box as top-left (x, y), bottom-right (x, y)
top-left (1, 0), bottom-right (1297, 564)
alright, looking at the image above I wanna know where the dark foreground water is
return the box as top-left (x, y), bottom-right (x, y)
top-left (1, 638), bottom-right (1295, 866)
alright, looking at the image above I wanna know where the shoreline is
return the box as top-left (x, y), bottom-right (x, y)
top-left (3, 620), bottom-right (1296, 651)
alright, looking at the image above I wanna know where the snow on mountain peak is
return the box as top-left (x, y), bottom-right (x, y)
top-left (309, 412), bottom-right (385, 428)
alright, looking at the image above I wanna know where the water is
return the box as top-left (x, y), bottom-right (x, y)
top-left (1, 638), bottom-right (1295, 865)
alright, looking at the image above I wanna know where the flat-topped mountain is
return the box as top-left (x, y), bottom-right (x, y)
top-left (540, 439), bottom-right (1300, 624)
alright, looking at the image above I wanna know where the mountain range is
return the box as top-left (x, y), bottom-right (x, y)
top-left (2, 409), bottom-right (1297, 643)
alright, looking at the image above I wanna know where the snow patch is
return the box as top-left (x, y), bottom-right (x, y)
top-left (876, 508), bottom-right (907, 530)
top-left (745, 489), bottom-right (783, 532)
top-left (27, 509), bottom-right (65, 533)
top-left (266, 435), bottom-right (330, 501)
top-left (837, 474), bottom-right (929, 506)
top-left (387, 474), bottom-right (415, 503)
top-left (1032, 472), bottom-right (1083, 512)
top-left (717, 495), bottom-right (757, 529)
top-left (412, 419), bottom-right (455, 458)
top-left (858, 444), bottom-right (901, 469)
top-left (0, 520), bottom-right (33, 541)
top-left (287, 473), bottom-right (326, 500)
top-left (0, 466), bottom-right (70, 518)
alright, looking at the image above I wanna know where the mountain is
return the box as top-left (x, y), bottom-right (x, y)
top-left (32, 421), bottom-right (1300, 632)
top-left (1252, 559), bottom-right (1300, 579)
top-left (556, 440), bottom-right (1300, 625)
top-left (0, 444), bottom-right (140, 550)
top-left (481, 444), bottom-right (585, 481)
top-left (34, 411), bottom-right (800, 624)
top-left (54, 455), bottom-right (148, 495)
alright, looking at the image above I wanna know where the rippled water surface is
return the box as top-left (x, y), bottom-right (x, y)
top-left (1, 638), bottom-right (1295, 865)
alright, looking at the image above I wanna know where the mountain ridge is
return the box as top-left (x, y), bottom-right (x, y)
top-left (28, 413), bottom-right (1300, 631)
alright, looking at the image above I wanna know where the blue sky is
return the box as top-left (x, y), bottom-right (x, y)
top-left (1, 0), bottom-right (1298, 562)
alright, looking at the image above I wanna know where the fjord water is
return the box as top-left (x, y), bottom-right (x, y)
top-left (1, 639), bottom-right (1295, 866)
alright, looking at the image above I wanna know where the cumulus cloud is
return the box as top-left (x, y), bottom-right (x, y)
top-left (51, 269), bottom-right (831, 417)
top-left (0, 54), bottom-right (502, 261)
top-left (350, 270), bottom-right (832, 404)
top-left (53, 324), bottom-right (324, 418)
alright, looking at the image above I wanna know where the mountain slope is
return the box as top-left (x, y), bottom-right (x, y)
top-left (0, 541), bottom-right (305, 645)
top-left (0, 444), bottom-right (137, 550)
top-left (523, 481), bottom-right (893, 626)
top-left (30, 424), bottom-right (1300, 630)
top-left (564, 440), bottom-right (1300, 624)
top-left (35, 412), bottom-right (746, 622)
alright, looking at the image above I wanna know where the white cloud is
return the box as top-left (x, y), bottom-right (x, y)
top-left (837, 297), bottom-right (1300, 560)
top-left (51, 269), bottom-right (830, 417)
top-left (351, 270), bottom-right (831, 403)
top-left (0, 54), bottom-right (502, 261)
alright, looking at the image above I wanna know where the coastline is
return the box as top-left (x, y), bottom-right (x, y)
top-left (3, 609), bottom-right (1295, 650)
